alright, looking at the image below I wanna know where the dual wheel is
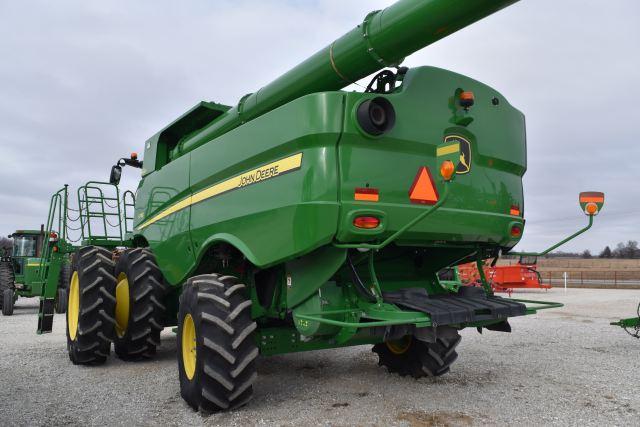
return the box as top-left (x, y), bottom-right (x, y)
top-left (66, 246), bottom-right (166, 364)
top-left (65, 246), bottom-right (260, 412)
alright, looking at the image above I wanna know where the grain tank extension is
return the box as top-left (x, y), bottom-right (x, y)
top-left (60, 0), bottom-right (603, 412)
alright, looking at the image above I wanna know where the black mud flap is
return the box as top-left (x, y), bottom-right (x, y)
top-left (37, 298), bottom-right (55, 334)
top-left (383, 286), bottom-right (526, 326)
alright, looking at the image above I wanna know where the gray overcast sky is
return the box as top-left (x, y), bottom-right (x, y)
top-left (0, 0), bottom-right (638, 253)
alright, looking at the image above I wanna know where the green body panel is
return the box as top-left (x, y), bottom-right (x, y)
top-left (135, 67), bottom-right (525, 288)
top-left (285, 246), bottom-right (347, 308)
top-left (134, 154), bottom-right (194, 284)
top-left (20, 257), bottom-right (44, 296)
top-left (137, 93), bottom-right (345, 285)
top-left (337, 67), bottom-right (525, 247)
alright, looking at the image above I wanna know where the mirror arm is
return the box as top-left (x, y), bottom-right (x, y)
top-left (508, 214), bottom-right (594, 257)
top-left (121, 158), bottom-right (143, 168)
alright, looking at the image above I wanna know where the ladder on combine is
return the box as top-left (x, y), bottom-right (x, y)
top-left (37, 181), bottom-right (135, 334)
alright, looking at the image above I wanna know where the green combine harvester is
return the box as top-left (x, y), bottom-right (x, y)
top-left (40, 0), bottom-right (606, 412)
top-left (0, 228), bottom-right (71, 316)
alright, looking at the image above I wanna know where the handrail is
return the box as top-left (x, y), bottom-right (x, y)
top-left (77, 181), bottom-right (124, 244)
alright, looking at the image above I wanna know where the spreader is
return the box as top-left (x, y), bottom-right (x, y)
top-left (48, 0), bottom-right (605, 412)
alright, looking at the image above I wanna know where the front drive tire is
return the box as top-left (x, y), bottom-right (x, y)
top-left (373, 332), bottom-right (461, 378)
top-left (2, 288), bottom-right (14, 316)
top-left (113, 248), bottom-right (167, 360)
top-left (178, 274), bottom-right (258, 412)
top-left (66, 246), bottom-right (117, 365)
top-left (0, 260), bottom-right (14, 312)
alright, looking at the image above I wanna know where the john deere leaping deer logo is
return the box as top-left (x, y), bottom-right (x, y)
top-left (436, 135), bottom-right (472, 174)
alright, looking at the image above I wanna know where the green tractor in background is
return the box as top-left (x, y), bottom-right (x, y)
top-left (0, 228), bottom-right (71, 316)
top-left (39, 0), bottom-right (606, 412)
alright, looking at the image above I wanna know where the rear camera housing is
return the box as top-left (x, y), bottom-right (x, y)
top-left (356, 97), bottom-right (396, 136)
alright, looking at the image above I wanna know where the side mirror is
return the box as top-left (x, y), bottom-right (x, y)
top-left (109, 165), bottom-right (122, 185)
top-left (579, 191), bottom-right (604, 216)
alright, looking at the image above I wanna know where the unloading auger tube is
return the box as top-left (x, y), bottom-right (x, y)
top-left (169, 0), bottom-right (519, 159)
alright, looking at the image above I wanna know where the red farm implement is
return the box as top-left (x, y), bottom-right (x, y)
top-left (458, 256), bottom-right (551, 296)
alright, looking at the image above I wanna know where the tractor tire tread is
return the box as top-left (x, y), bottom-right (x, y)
top-left (178, 274), bottom-right (257, 413)
top-left (0, 261), bottom-right (15, 311)
top-left (113, 248), bottom-right (167, 361)
top-left (67, 246), bottom-right (116, 365)
top-left (373, 331), bottom-right (461, 379)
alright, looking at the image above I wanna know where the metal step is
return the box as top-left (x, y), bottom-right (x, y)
top-left (382, 286), bottom-right (526, 326)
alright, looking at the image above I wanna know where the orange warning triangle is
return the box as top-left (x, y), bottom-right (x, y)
top-left (409, 166), bottom-right (439, 205)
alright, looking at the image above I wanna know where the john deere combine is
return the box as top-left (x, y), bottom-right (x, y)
top-left (49, 0), bottom-right (605, 412)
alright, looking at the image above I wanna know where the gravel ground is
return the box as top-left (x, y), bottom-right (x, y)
top-left (1, 288), bottom-right (638, 426)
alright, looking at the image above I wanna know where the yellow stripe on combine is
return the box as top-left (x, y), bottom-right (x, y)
top-left (436, 143), bottom-right (460, 157)
top-left (137, 153), bottom-right (303, 230)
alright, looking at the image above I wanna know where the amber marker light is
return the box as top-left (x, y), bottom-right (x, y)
top-left (131, 152), bottom-right (138, 160)
top-left (585, 202), bottom-right (598, 215)
top-left (460, 91), bottom-right (475, 108)
top-left (353, 216), bottom-right (380, 229)
top-left (440, 160), bottom-right (455, 181)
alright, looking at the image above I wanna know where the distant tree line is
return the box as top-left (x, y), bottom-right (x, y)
top-left (504, 240), bottom-right (640, 259)
top-left (597, 241), bottom-right (640, 259)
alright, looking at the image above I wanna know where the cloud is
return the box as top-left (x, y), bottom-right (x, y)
top-left (0, 0), bottom-right (637, 252)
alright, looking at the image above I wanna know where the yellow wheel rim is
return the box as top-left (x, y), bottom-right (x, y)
top-left (386, 335), bottom-right (412, 355)
top-left (67, 271), bottom-right (80, 341)
top-left (182, 313), bottom-right (197, 380)
top-left (115, 272), bottom-right (130, 338)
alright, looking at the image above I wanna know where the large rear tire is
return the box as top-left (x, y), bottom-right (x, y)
top-left (0, 260), bottom-right (14, 311)
top-left (66, 246), bottom-right (116, 365)
top-left (113, 248), bottom-right (167, 360)
top-left (373, 332), bottom-right (461, 378)
top-left (178, 274), bottom-right (258, 412)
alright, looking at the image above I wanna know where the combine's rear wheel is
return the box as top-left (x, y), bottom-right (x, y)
top-left (113, 248), bottom-right (167, 360)
top-left (373, 332), bottom-right (461, 378)
top-left (0, 260), bottom-right (14, 314)
top-left (66, 246), bottom-right (116, 365)
top-left (177, 274), bottom-right (258, 412)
